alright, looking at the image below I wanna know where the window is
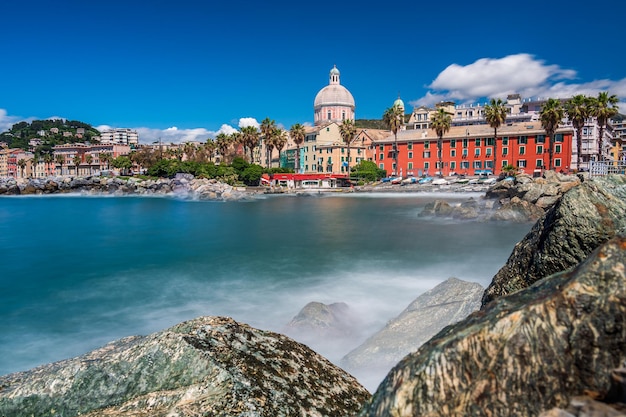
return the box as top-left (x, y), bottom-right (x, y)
top-left (519, 146), bottom-right (525, 155)
top-left (485, 161), bottom-right (493, 168)
top-left (379, 153), bottom-right (384, 160)
top-left (461, 161), bottom-right (469, 169)
top-left (518, 160), bottom-right (526, 168)
top-left (502, 137), bottom-right (509, 145)
top-left (379, 163), bottom-right (384, 170)
top-left (341, 148), bottom-right (345, 154)
top-left (519, 136), bottom-right (528, 144)
top-left (537, 145), bottom-right (543, 154)
top-left (327, 111), bottom-right (331, 120)
top-left (537, 135), bottom-right (545, 143)
top-left (379, 145), bottom-right (384, 151)
top-left (462, 149), bottom-right (468, 157)
top-left (408, 151), bottom-right (413, 159)
top-left (473, 160), bottom-right (482, 169)
top-left (555, 134), bottom-right (563, 142)
top-left (424, 141), bottom-right (430, 149)
top-left (407, 142), bottom-right (413, 150)
top-left (555, 158), bottom-right (562, 167)
top-left (423, 151), bottom-right (431, 158)
top-left (555, 145), bottom-right (562, 154)
top-left (486, 148), bottom-right (492, 156)
top-left (475, 148), bottom-right (481, 157)
top-left (342, 111), bottom-right (346, 120)
top-left (408, 162), bottom-right (413, 169)
top-left (502, 147), bottom-right (508, 155)
top-left (502, 160), bottom-right (508, 167)
top-left (536, 159), bottom-right (543, 167)
top-left (450, 161), bottom-right (456, 169)
top-left (450, 139), bottom-right (456, 148)
top-left (424, 162), bottom-right (430, 169)
top-left (463, 138), bottom-right (468, 148)
top-left (486, 137), bottom-right (494, 146)
top-left (450, 149), bottom-right (456, 157)
top-left (475, 138), bottom-right (481, 146)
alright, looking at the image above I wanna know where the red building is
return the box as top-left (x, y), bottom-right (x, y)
top-left (374, 121), bottom-right (574, 177)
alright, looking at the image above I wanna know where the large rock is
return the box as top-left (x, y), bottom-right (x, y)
top-left (358, 234), bottom-right (626, 417)
top-left (482, 175), bottom-right (626, 307)
top-left (341, 278), bottom-right (483, 391)
top-left (0, 316), bottom-right (369, 417)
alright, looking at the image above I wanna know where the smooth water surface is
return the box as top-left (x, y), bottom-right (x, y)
top-left (0, 192), bottom-right (531, 389)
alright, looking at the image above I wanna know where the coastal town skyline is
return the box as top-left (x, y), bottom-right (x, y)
top-left (1, 0), bottom-right (624, 144)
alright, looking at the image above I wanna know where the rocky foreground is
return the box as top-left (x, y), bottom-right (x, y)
top-left (0, 175), bottom-right (255, 201)
top-left (0, 317), bottom-right (369, 416)
top-left (1, 174), bottom-right (625, 417)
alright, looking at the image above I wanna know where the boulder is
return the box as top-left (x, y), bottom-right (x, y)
top-left (0, 316), bottom-right (369, 417)
top-left (482, 175), bottom-right (626, 307)
top-left (341, 278), bottom-right (483, 391)
top-left (358, 234), bottom-right (626, 417)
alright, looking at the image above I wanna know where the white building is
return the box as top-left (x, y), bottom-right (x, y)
top-left (99, 128), bottom-right (139, 146)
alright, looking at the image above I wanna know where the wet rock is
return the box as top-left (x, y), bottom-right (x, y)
top-left (0, 316), bottom-right (369, 417)
top-left (358, 234), bottom-right (626, 417)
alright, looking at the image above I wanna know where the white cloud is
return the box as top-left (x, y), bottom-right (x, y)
top-left (134, 126), bottom-right (213, 144)
top-left (409, 54), bottom-right (624, 110)
top-left (238, 117), bottom-right (259, 129)
top-left (216, 124), bottom-right (238, 135)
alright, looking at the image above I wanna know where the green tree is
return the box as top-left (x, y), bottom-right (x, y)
top-left (484, 98), bottom-right (508, 173)
top-left (351, 160), bottom-right (386, 182)
top-left (539, 98), bottom-right (564, 170)
top-left (111, 155), bottom-right (132, 175)
top-left (204, 139), bottom-right (216, 163)
top-left (17, 159), bottom-right (27, 178)
top-left (589, 91), bottom-right (619, 161)
top-left (43, 153), bottom-right (53, 177)
top-left (240, 126), bottom-right (260, 163)
top-left (72, 154), bottom-right (82, 176)
top-left (430, 107), bottom-right (452, 177)
top-left (32, 154), bottom-right (40, 178)
top-left (383, 104), bottom-right (404, 175)
top-left (85, 154), bottom-right (93, 176)
top-left (215, 133), bottom-right (231, 163)
top-left (55, 154), bottom-right (65, 176)
top-left (565, 95), bottom-right (591, 171)
top-left (260, 117), bottom-right (276, 168)
top-left (274, 129), bottom-right (287, 168)
top-left (339, 119), bottom-right (357, 174)
top-left (290, 123), bottom-right (305, 173)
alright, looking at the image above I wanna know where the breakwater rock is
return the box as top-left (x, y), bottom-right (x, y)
top-left (0, 316), bottom-right (369, 417)
top-left (419, 171), bottom-right (584, 222)
top-left (341, 278), bottom-right (483, 392)
top-left (358, 233), bottom-right (626, 417)
top-left (482, 174), bottom-right (626, 306)
top-left (0, 175), bottom-right (255, 201)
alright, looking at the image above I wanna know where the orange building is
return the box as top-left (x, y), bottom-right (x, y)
top-left (374, 121), bottom-right (574, 177)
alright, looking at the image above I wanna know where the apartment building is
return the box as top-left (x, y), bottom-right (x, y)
top-left (98, 128), bottom-right (139, 146)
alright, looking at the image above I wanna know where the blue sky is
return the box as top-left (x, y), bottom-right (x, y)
top-left (1, 0), bottom-right (624, 143)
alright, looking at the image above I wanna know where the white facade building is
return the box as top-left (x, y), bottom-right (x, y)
top-left (99, 128), bottom-right (139, 146)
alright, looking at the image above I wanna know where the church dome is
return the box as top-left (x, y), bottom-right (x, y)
top-left (394, 97), bottom-right (405, 109)
top-left (314, 84), bottom-right (355, 108)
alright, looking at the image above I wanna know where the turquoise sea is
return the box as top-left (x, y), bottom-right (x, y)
top-left (0, 192), bottom-right (532, 388)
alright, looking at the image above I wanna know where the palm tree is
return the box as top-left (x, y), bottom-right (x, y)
top-left (274, 129), bottom-right (287, 168)
top-left (430, 107), bottom-right (452, 177)
top-left (539, 98), bottom-right (564, 171)
top-left (564, 95), bottom-right (591, 171)
top-left (17, 159), bottom-right (27, 178)
top-left (589, 91), bottom-right (619, 162)
top-left (99, 153), bottom-right (112, 171)
top-left (290, 123), bottom-right (306, 173)
top-left (240, 126), bottom-right (260, 163)
top-left (215, 133), bottom-right (231, 163)
top-left (484, 98), bottom-right (508, 174)
top-left (43, 153), bottom-right (53, 176)
top-left (204, 139), bottom-right (216, 162)
top-left (339, 119), bottom-right (357, 174)
top-left (85, 154), bottom-right (93, 176)
top-left (72, 154), bottom-right (82, 176)
top-left (260, 117), bottom-right (276, 168)
top-left (32, 154), bottom-right (40, 178)
top-left (55, 154), bottom-right (65, 176)
top-left (383, 104), bottom-right (404, 175)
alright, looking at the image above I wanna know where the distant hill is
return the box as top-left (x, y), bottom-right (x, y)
top-left (355, 114), bottom-right (410, 130)
top-left (0, 119), bottom-right (101, 154)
